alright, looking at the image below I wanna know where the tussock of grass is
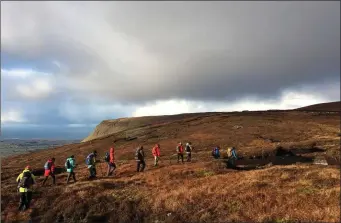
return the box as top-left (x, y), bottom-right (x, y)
top-left (196, 169), bottom-right (216, 177)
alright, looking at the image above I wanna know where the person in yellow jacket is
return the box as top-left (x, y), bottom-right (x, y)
top-left (16, 166), bottom-right (36, 211)
top-left (226, 147), bottom-right (238, 168)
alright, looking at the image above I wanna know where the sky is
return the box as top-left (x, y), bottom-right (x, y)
top-left (1, 1), bottom-right (340, 140)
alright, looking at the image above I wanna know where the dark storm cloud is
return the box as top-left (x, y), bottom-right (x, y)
top-left (1, 1), bottom-right (339, 104)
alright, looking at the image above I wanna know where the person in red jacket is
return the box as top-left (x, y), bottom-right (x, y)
top-left (152, 144), bottom-right (161, 166)
top-left (42, 158), bottom-right (56, 186)
top-left (107, 146), bottom-right (116, 176)
top-left (176, 142), bottom-right (184, 163)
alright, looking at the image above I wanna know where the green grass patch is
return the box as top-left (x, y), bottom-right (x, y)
top-left (227, 200), bottom-right (242, 213)
top-left (296, 186), bottom-right (318, 195)
top-left (196, 169), bottom-right (215, 177)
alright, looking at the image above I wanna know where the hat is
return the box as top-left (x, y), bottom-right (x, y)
top-left (25, 165), bottom-right (31, 170)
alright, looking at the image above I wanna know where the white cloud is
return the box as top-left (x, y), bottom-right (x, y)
top-left (132, 90), bottom-right (328, 117)
top-left (1, 110), bottom-right (26, 123)
top-left (2, 68), bottom-right (55, 100)
top-left (133, 100), bottom-right (206, 117)
top-left (1, 68), bottom-right (51, 79)
top-left (52, 61), bottom-right (61, 69)
top-left (15, 79), bottom-right (53, 99)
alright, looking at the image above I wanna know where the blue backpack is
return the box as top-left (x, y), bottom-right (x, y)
top-left (85, 154), bottom-right (93, 165)
top-left (212, 147), bottom-right (220, 157)
top-left (215, 148), bottom-right (220, 156)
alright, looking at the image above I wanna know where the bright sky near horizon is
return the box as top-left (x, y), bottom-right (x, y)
top-left (1, 1), bottom-right (340, 139)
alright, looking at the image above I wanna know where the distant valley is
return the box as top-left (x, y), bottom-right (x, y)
top-left (0, 139), bottom-right (80, 157)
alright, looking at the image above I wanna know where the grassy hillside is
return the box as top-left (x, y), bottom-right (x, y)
top-left (82, 113), bottom-right (222, 142)
top-left (296, 101), bottom-right (340, 112)
top-left (83, 101), bottom-right (341, 143)
top-left (1, 110), bottom-right (340, 222)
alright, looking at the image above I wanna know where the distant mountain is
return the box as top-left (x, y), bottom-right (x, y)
top-left (295, 101), bottom-right (340, 112)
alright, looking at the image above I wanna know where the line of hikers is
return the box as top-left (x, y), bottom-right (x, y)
top-left (16, 142), bottom-right (241, 212)
top-left (135, 142), bottom-right (193, 172)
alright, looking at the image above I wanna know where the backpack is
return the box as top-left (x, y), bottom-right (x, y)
top-left (135, 148), bottom-right (144, 160)
top-left (185, 145), bottom-right (191, 152)
top-left (44, 161), bottom-right (51, 170)
top-left (231, 148), bottom-right (237, 158)
top-left (19, 171), bottom-right (33, 188)
top-left (227, 147), bottom-right (236, 158)
top-left (212, 147), bottom-right (220, 157)
top-left (85, 154), bottom-right (93, 165)
top-left (104, 152), bottom-right (110, 162)
top-left (65, 159), bottom-right (71, 169)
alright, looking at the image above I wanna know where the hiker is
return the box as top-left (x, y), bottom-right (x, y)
top-left (185, 142), bottom-right (193, 162)
top-left (212, 146), bottom-right (220, 159)
top-left (135, 146), bottom-right (146, 172)
top-left (227, 147), bottom-right (238, 167)
top-left (176, 142), bottom-right (184, 163)
top-left (42, 158), bottom-right (56, 186)
top-left (152, 144), bottom-right (161, 166)
top-left (65, 155), bottom-right (77, 184)
top-left (86, 150), bottom-right (97, 179)
top-left (16, 166), bottom-right (36, 211)
top-left (105, 146), bottom-right (116, 176)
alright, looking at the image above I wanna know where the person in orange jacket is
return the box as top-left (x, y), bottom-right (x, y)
top-left (107, 146), bottom-right (116, 176)
top-left (152, 144), bottom-right (161, 166)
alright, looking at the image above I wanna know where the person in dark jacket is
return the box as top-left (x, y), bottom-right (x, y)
top-left (86, 150), bottom-right (97, 179)
top-left (185, 142), bottom-right (193, 162)
top-left (135, 146), bottom-right (146, 172)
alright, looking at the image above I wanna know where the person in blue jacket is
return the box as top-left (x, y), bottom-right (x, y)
top-left (212, 146), bottom-right (221, 159)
